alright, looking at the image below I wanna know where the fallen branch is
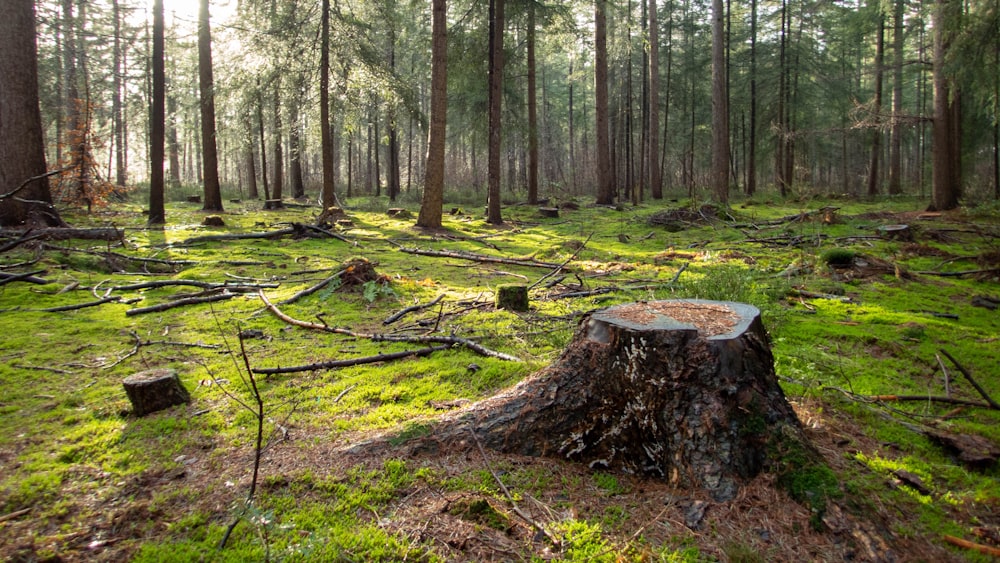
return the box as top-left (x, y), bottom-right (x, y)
top-left (0, 227), bottom-right (122, 241)
top-left (0, 229), bottom-right (46, 253)
top-left (40, 296), bottom-right (128, 312)
top-left (383, 294), bottom-right (445, 325)
top-left (469, 427), bottom-right (560, 547)
top-left (125, 293), bottom-right (236, 317)
top-left (258, 291), bottom-right (521, 362)
top-left (0, 270), bottom-right (49, 286)
top-left (176, 223), bottom-right (349, 247)
top-left (867, 395), bottom-right (993, 409)
top-left (916, 268), bottom-right (1000, 278)
top-left (788, 288), bottom-right (854, 303)
top-left (528, 233), bottom-right (592, 290)
top-left (112, 279), bottom-right (279, 292)
top-left (940, 349), bottom-right (1000, 410)
top-left (333, 384), bottom-right (356, 403)
top-left (279, 269), bottom-right (346, 305)
top-left (0, 508), bottom-right (32, 523)
top-left (552, 287), bottom-right (617, 300)
top-left (398, 247), bottom-right (562, 270)
top-left (942, 535), bottom-right (1000, 557)
top-left (253, 345), bottom-right (451, 375)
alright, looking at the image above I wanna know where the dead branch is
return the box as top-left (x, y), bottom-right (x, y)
top-left (867, 395), bottom-right (993, 409)
top-left (528, 233), bottom-right (592, 290)
top-left (279, 269), bottom-right (346, 305)
top-left (916, 268), bottom-right (1000, 278)
top-left (125, 293), bottom-right (236, 317)
top-left (789, 288), bottom-right (854, 303)
top-left (253, 345), bottom-right (451, 375)
top-left (0, 227), bottom-right (123, 241)
top-left (551, 287), bottom-right (616, 300)
top-left (0, 508), bottom-right (32, 523)
top-left (175, 223), bottom-right (350, 247)
top-left (730, 206), bottom-right (840, 229)
top-left (942, 535), bottom-right (1000, 557)
top-left (383, 294), bottom-right (445, 325)
top-left (112, 279), bottom-right (279, 292)
top-left (41, 243), bottom-right (196, 268)
top-left (0, 270), bottom-right (49, 286)
top-left (40, 296), bottom-right (127, 312)
top-left (0, 229), bottom-right (46, 253)
top-left (333, 384), bottom-right (356, 403)
top-left (398, 247), bottom-right (562, 270)
top-left (468, 427), bottom-right (560, 547)
top-left (940, 349), bottom-right (1000, 409)
top-left (258, 290), bottom-right (521, 362)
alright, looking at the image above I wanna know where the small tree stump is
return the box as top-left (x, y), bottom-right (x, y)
top-left (877, 224), bottom-right (913, 241)
top-left (538, 207), bottom-right (560, 218)
top-left (123, 368), bottom-right (191, 417)
top-left (264, 199), bottom-right (284, 210)
top-left (424, 299), bottom-right (808, 501)
top-left (387, 208), bottom-right (412, 219)
top-left (202, 215), bottom-right (225, 227)
top-left (186, 195), bottom-right (201, 203)
top-left (495, 284), bottom-right (529, 311)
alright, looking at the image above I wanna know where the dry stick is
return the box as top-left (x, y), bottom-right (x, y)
top-left (867, 395), bottom-right (993, 409)
top-left (279, 269), bottom-right (346, 305)
top-left (0, 508), bottom-right (32, 523)
top-left (112, 279), bottom-right (279, 292)
top-left (333, 384), bottom-right (356, 403)
top-left (528, 232), bottom-right (592, 290)
top-left (258, 291), bottom-right (521, 362)
top-left (0, 230), bottom-right (45, 253)
top-left (398, 247), bottom-right (562, 270)
top-left (917, 268), bottom-right (1000, 278)
top-left (942, 535), bottom-right (1000, 557)
top-left (467, 427), bottom-right (560, 547)
top-left (383, 294), bottom-right (445, 325)
top-left (125, 293), bottom-right (236, 317)
top-left (939, 349), bottom-right (1000, 410)
top-left (253, 345), bottom-right (451, 375)
top-left (40, 296), bottom-right (125, 312)
top-left (0, 270), bottom-right (48, 286)
top-left (936, 353), bottom-right (951, 397)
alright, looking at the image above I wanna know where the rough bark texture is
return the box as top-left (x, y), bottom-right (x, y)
top-left (419, 300), bottom-right (804, 501)
top-left (0, 0), bottom-right (64, 228)
top-left (123, 368), bottom-right (190, 417)
top-left (198, 0), bottom-right (223, 213)
top-left (594, 0), bottom-right (614, 205)
top-left (417, 0), bottom-right (447, 229)
top-left (495, 284), bottom-right (528, 311)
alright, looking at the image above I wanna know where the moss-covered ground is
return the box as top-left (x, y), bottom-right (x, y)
top-left (1, 192), bottom-right (998, 561)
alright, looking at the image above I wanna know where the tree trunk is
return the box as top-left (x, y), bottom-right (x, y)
top-left (418, 300), bottom-right (806, 502)
top-left (148, 0), bottom-right (166, 225)
top-left (647, 0), bottom-right (662, 200)
top-left (866, 14), bottom-right (884, 198)
top-left (320, 0), bottom-right (337, 208)
top-left (526, 6), bottom-right (539, 206)
top-left (486, 0), bottom-right (505, 224)
top-left (112, 0), bottom-right (126, 189)
top-left (931, 0), bottom-right (960, 211)
top-left (711, 0), bottom-right (730, 204)
top-left (0, 0), bottom-right (65, 227)
top-left (888, 0), bottom-right (904, 195)
top-left (595, 0), bottom-right (614, 205)
top-left (747, 0), bottom-right (758, 196)
top-left (198, 0), bottom-right (223, 212)
top-left (289, 76), bottom-right (305, 200)
top-left (271, 84), bottom-right (284, 206)
top-left (418, 0), bottom-right (448, 229)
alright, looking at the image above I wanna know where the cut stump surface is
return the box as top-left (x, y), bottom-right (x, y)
top-left (416, 299), bottom-right (807, 501)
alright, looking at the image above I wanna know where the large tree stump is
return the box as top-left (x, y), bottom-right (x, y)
top-left (123, 368), bottom-right (191, 416)
top-left (424, 299), bottom-right (807, 501)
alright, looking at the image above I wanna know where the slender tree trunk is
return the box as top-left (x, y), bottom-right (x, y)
top-left (0, 0), bottom-right (65, 227)
top-left (888, 0), bottom-right (904, 195)
top-left (595, 0), bottom-right (614, 205)
top-left (526, 5), bottom-right (539, 205)
top-left (148, 0), bottom-right (166, 225)
top-left (568, 57), bottom-right (576, 194)
top-left (711, 0), bottom-right (730, 204)
top-left (747, 0), bottom-right (758, 195)
top-left (486, 0), bottom-right (505, 224)
top-left (648, 0), bottom-right (662, 199)
top-left (387, 40), bottom-right (401, 202)
top-left (271, 85), bottom-right (284, 205)
top-left (320, 0), bottom-right (336, 207)
top-left (112, 0), bottom-right (126, 188)
top-left (198, 0), bottom-right (223, 212)
top-left (289, 76), bottom-right (305, 199)
top-left (167, 85), bottom-right (181, 186)
top-left (257, 84), bottom-right (270, 201)
top-left (866, 13), bottom-right (885, 198)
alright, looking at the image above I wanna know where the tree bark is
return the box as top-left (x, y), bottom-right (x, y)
top-left (415, 300), bottom-right (806, 502)
top-left (527, 6), bottom-right (539, 206)
top-left (486, 0), bottom-right (505, 224)
top-left (148, 0), bottom-right (166, 225)
top-left (0, 0), bottom-right (64, 227)
top-left (648, 0), bottom-right (662, 200)
top-left (931, 0), bottom-right (961, 210)
top-left (123, 368), bottom-right (190, 416)
top-left (320, 0), bottom-right (337, 208)
top-left (595, 0), bottom-right (614, 205)
top-left (417, 0), bottom-right (448, 229)
top-left (711, 0), bottom-right (730, 204)
top-left (866, 14), bottom-right (885, 198)
top-left (888, 0), bottom-right (904, 195)
top-left (198, 0), bottom-right (223, 212)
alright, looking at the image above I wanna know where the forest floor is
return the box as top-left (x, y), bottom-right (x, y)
top-left (0, 192), bottom-right (998, 562)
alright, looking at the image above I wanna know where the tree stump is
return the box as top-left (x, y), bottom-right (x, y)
top-left (123, 368), bottom-right (191, 417)
top-left (877, 224), bottom-right (913, 241)
top-left (425, 299), bottom-right (807, 501)
top-left (538, 207), bottom-right (560, 218)
top-left (202, 215), bottom-right (225, 227)
top-left (495, 284), bottom-right (529, 311)
top-left (264, 199), bottom-right (284, 210)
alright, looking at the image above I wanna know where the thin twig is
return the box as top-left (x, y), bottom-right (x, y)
top-left (940, 349), bottom-right (1000, 409)
top-left (528, 232), bottom-right (592, 290)
top-left (383, 294), bottom-right (445, 325)
top-left (278, 269), bottom-right (345, 305)
top-left (253, 345), bottom-right (450, 375)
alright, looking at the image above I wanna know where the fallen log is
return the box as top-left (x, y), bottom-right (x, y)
top-left (0, 270), bottom-right (49, 286)
top-left (125, 292), bottom-right (236, 316)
